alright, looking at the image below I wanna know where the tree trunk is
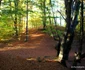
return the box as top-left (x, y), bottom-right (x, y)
top-left (50, 0), bottom-right (57, 26)
top-left (14, 0), bottom-right (18, 37)
top-left (43, 0), bottom-right (46, 29)
top-left (14, 17), bottom-right (18, 36)
top-left (60, 0), bottom-right (72, 61)
top-left (25, 0), bottom-right (29, 42)
top-left (0, 0), bottom-right (2, 6)
top-left (56, 0), bottom-right (80, 66)
top-left (72, 0), bottom-right (84, 67)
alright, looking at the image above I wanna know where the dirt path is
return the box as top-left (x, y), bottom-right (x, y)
top-left (0, 29), bottom-right (57, 59)
top-left (0, 29), bottom-right (69, 70)
top-left (0, 29), bottom-right (85, 70)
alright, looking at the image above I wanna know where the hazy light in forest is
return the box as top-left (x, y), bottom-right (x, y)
top-left (0, 46), bottom-right (39, 51)
top-left (31, 34), bottom-right (44, 37)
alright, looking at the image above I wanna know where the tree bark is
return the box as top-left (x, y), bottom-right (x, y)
top-left (0, 0), bottom-right (2, 6)
top-left (57, 0), bottom-right (80, 66)
top-left (14, 0), bottom-right (18, 37)
top-left (25, 0), bottom-right (29, 42)
top-left (43, 0), bottom-right (46, 29)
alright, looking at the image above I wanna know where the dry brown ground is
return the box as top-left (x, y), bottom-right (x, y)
top-left (0, 29), bottom-right (69, 70)
top-left (0, 29), bottom-right (85, 70)
top-left (0, 53), bottom-right (69, 70)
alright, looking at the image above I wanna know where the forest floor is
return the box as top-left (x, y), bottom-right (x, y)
top-left (0, 29), bottom-right (85, 70)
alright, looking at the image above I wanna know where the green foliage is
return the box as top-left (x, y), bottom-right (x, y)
top-left (0, 15), bottom-right (14, 39)
top-left (29, 12), bottom-right (42, 28)
top-left (43, 25), bottom-right (63, 37)
top-left (0, 0), bottom-right (65, 41)
top-left (56, 30), bottom-right (63, 37)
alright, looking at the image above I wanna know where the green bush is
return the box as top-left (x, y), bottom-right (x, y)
top-left (0, 17), bottom-right (14, 40)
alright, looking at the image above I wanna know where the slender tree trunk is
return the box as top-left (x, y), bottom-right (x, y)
top-left (47, 7), bottom-right (52, 25)
top-left (14, 0), bottom-right (18, 37)
top-left (50, 0), bottom-right (57, 26)
top-left (0, 0), bottom-right (1, 15)
top-left (60, 16), bottom-right (61, 26)
top-left (79, 0), bottom-right (84, 54)
top-left (25, 0), bottom-right (29, 42)
top-left (14, 17), bottom-right (18, 36)
top-left (72, 0), bottom-right (84, 67)
top-left (0, 0), bottom-right (1, 6)
top-left (9, 0), bottom-right (14, 22)
top-left (43, 0), bottom-right (46, 29)
top-left (19, 15), bottom-right (21, 34)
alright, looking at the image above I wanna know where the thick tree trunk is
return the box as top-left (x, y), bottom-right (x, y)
top-left (61, 0), bottom-right (72, 61)
top-left (57, 31), bottom-right (74, 66)
top-left (62, 32), bottom-right (74, 60)
top-left (56, 0), bottom-right (81, 67)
